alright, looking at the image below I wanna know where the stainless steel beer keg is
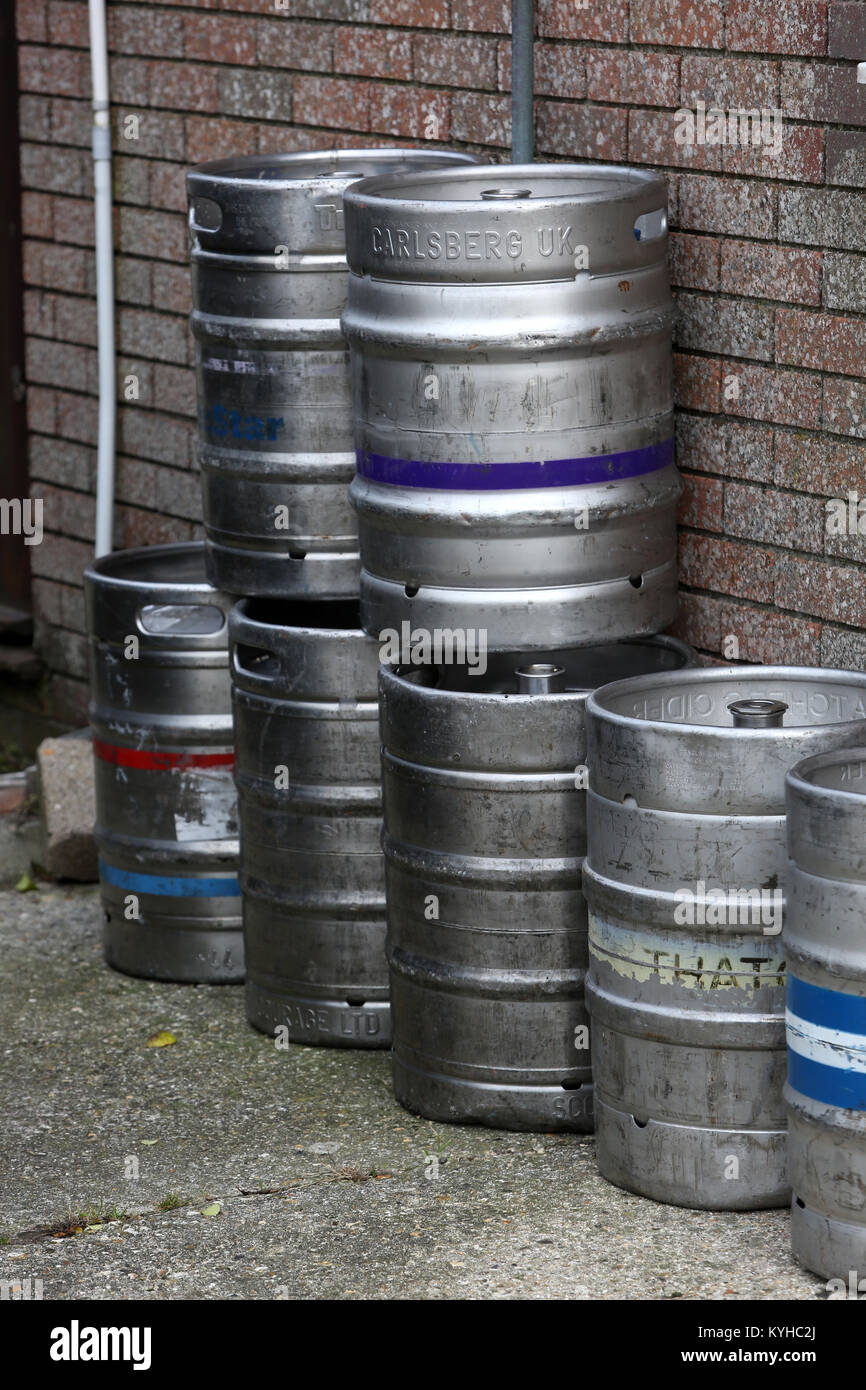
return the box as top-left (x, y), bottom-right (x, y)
top-left (230, 598), bottom-right (387, 1046)
top-left (785, 748), bottom-right (866, 1281)
top-left (188, 148), bottom-right (480, 599)
top-left (85, 542), bottom-right (241, 983)
top-left (584, 666), bottom-right (866, 1209)
top-left (381, 635), bottom-right (693, 1130)
top-left (342, 163), bottom-right (680, 650)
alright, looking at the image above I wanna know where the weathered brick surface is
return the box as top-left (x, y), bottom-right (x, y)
top-left (15, 3), bottom-right (866, 690)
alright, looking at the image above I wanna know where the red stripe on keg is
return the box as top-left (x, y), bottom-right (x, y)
top-left (92, 739), bottom-right (234, 771)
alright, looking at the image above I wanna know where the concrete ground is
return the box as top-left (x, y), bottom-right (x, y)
top-left (0, 885), bottom-right (828, 1301)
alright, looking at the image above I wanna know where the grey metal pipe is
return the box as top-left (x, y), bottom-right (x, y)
top-left (511, 0), bottom-right (534, 163)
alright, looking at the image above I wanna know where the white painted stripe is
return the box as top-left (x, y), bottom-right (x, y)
top-left (786, 1009), bottom-right (866, 1072)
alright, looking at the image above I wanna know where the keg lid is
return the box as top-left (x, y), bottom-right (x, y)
top-left (343, 163), bottom-right (669, 282)
top-left (187, 148), bottom-right (481, 255)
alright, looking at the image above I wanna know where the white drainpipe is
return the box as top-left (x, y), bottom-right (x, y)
top-left (88, 0), bottom-right (116, 557)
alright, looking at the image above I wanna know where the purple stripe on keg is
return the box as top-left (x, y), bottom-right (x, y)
top-left (355, 437), bottom-right (675, 490)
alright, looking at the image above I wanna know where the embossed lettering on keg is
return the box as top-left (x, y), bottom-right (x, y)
top-left (84, 543), bottom-right (241, 983)
top-left (342, 164), bottom-right (681, 650)
top-left (230, 598), bottom-right (387, 1046)
top-left (187, 148), bottom-right (480, 599)
top-left (785, 748), bottom-right (866, 1282)
top-left (584, 666), bottom-right (866, 1210)
top-left (381, 636), bottom-right (693, 1132)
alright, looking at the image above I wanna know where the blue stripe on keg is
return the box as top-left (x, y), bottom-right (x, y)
top-left (788, 974), bottom-right (866, 1036)
top-left (787, 974), bottom-right (866, 1111)
top-left (98, 859), bottom-right (241, 898)
top-left (787, 1050), bottom-right (866, 1111)
top-left (355, 437), bottom-right (675, 490)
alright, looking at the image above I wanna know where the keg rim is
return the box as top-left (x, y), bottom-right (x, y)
top-left (343, 161), bottom-right (666, 211)
top-left (587, 664), bottom-right (866, 734)
top-left (83, 541), bottom-right (221, 600)
top-left (787, 746), bottom-right (866, 803)
top-left (379, 635), bottom-right (694, 702)
top-left (187, 147), bottom-right (480, 192)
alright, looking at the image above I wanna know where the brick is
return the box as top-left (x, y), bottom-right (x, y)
top-left (452, 91), bottom-right (510, 146)
top-left (724, 480), bottom-right (825, 551)
top-left (118, 308), bottom-right (189, 366)
top-left (368, 84), bottom-right (450, 141)
top-left (117, 206), bottom-right (187, 262)
top-left (218, 68), bottom-right (293, 121)
top-left (679, 533), bottom-right (776, 603)
top-left (678, 474), bottom-right (724, 531)
top-left (23, 239), bottom-right (89, 294)
top-left (452, 1), bottom-right (510, 32)
top-left (727, 1), bottom-right (828, 56)
top-left (55, 390), bottom-right (98, 445)
top-left (152, 263), bottom-right (191, 315)
top-left (584, 50), bottom-right (679, 106)
top-left (108, 56), bottom-right (151, 106)
top-left (29, 531), bottom-right (92, 585)
top-left (781, 60), bottom-right (866, 125)
top-left (27, 386), bottom-right (56, 435)
top-left (52, 195), bottom-right (96, 247)
top-left (48, 1), bottom-right (90, 48)
top-left (829, 1), bottom-right (866, 57)
top-left (720, 241), bottom-right (822, 306)
top-left (113, 155), bottom-right (151, 207)
top-left (51, 97), bottom-right (91, 146)
top-left (153, 364), bottom-right (196, 417)
top-left (368, 0), bottom-right (449, 25)
top-left (39, 482), bottom-right (95, 540)
top-left (118, 357), bottom-right (155, 407)
top-left (114, 256), bottom-right (151, 307)
top-left (677, 174), bottom-right (777, 239)
top-left (149, 162), bottom-right (187, 215)
top-left (822, 626), bottom-right (866, 669)
top-left (292, 76), bottom-right (370, 131)
top-left (29, 435), bottom-right (94, 491)
top-left (335, 28), bottom-right (413, 80)
top-left (19, 95), bottom-right (51, 142)
top-left (670, 233), bottom-right (720, 291)
top-left (827, 131), bottom-right (866, 188)
top-left (109, 4), bottom-right (185, 58)
top-left (54, 294), bottom-right (98, 347)
top-left (629, 109), bottom-right (722, 172)
top-left (26, 337), bottom-right (92, 393)
top-left (537, 0), bottom-right (629, 43)
top-left (116, 505), bottom-right (194, 549)
top-left (631, 0), bottom-right (724, 48)
top-left (257, 20), bottom-right (334, 72)
top-left (823, 378), bottom-right (866, 438)
top-left (292, 0), bottom-right (366, 18)
top-left (156, 467), bottom-right (202, 520)
top-left (719, 603), bottom-right (822, 664)
top-left (775, 554), bottom-right (866, 625)
top-left (722, 126), bottom-right (824, 184)
top-left (776, 307), bottom-right (866, 376)
top-left (723, 363), bottom-right (822, 428)
top-left (499, 41), bottom-right (587, 100)
top-left (675, 292), bottom-right (775, 362)
top-left (823, 252), bottom-right (866, 312)
top-left (25, 287), bottom-right (54, 337)
top-left (674, 353), bottom-right (722, 412)
top-left (780, 187), bottom-right (866, 252)
top-left (415, 33), bottom-right (496, 88)
top-left (17, 0), bottom-right (47, 43)
top-left (116, 455), bottom-right (161, 509)
top-left (677, 414), bottom-right (775, 482)
top-left (680, 56), bottom-right (780, 109)
top-left (22, 190), bottom-right (53, 238)
top-left (20, 142), bottom-right (89, 197)
top-left (775, 430), bottom-right (866, 495)
top-left (184, 14), bottom-right (256, 65)
top-left (669, 591), bottom-right (723, 653)
top-left (157, 62), bottom-right (220, 113)
top-left (117, 407), bottom-right (194, 467)
top-left (19, 45), bottom-right (87, 97)
top-left (536, 102), bottom-right (628, 161)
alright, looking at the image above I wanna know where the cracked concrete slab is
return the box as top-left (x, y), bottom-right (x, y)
top-left (0, 885), bottom-right (828, 1301)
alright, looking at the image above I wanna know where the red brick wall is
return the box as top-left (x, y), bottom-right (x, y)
top-left (16, 0), bottom-right (866, 721)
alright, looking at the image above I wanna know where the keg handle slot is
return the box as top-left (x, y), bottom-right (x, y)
top-left (728, 698), bottom-right (789, 729)
top-left (189, 196), bottom-right (223, 235)
top-left (634, 208), bottom-right (667, 242)
top-left (138, 604), bottom-right (226, 637)
top-left (232, 642), bottom-right (280, 683)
